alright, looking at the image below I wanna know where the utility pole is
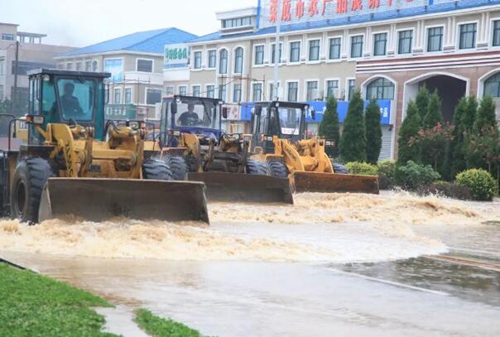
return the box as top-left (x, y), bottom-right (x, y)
top-left (12, 40), bottom-right (19, 116)
top-left (273, 0), bottom-right (282, 101)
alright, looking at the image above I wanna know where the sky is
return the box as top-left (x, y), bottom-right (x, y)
top-left (1, 0), bottom-right (257, 47)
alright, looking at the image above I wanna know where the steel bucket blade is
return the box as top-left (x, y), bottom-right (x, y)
top-left (188, 172), bottom-right (293, 204)
top-left (292, 172), bottom-right (379, 194)
top-left (38, 178), bottom-right (209, 224)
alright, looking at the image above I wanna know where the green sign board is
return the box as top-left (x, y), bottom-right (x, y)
top-left (105, 104), bottom-right (137, 120)
top-left (163, 43), bottom-right (189, 69)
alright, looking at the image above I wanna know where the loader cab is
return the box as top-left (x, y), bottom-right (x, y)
top-left (160, 95), bottom-right (223, 147)
top-left (251, 101), bottom-right (309, 152)
top-left (27, 69), bottom-right (110, 142)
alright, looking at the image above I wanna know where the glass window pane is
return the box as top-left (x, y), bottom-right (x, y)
top-left (329, 38), bottom-right (341, 59)
top-left (309, 40), bottom-right (320, 61)
top-left (351, 36), bottom-right (363, 58)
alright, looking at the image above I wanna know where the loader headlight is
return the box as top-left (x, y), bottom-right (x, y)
top-left (173, 130), bottom-right (181, 136)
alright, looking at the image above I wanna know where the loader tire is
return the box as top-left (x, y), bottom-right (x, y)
top-left (163, 155), bottom-right (188, 180)
top-left (143, 159), bottom-right (173, 181)
top-left (333, 163), bottom-right (348, 174)
top-left (10, 157), bottom-right (55, 224)
top-left (246, 159), bottom-right (270, 175)
top-left (267, 161), bottom-right (288, 178)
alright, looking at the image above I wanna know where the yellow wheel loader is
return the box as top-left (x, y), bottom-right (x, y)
top-left (146, 95), bottom-right (293, 204)
top-left (0, 69), bottom-right (208, 224)
top-left (248, 101), bottom-right (379, 194)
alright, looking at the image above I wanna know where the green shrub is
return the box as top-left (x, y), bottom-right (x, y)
top-left (417, 182), bottom-right (472, 200)
top-left (377, 160), bottom-right (396, 189)
top-left (346, 162), bottom-right (378, 175)
top-left (456, 169), bottom-right (496, 201)
top-left (395, 160), bottom-right (441, 191)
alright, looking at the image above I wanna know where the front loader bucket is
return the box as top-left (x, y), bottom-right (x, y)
top-left (38, 178), bottom-right (209, 224)
top-left (292, 172), bottom-right (379, 194)
top-left (188, 172), bottom-right (293, 204)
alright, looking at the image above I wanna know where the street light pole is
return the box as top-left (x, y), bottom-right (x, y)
top-left (273, 0), bottom-right (282, 101)
top-left (12, 40), bottom-right (19, 116)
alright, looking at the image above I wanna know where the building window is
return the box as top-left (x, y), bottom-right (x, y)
top-left (373, 33), bottom-right (387, 56)
top-left (493, 21), bottom-right (500, 47)
top-left (125, 88), bottom-right (132, 104)
top-left (306, 81), bottom-right (318, 101)
top-left (252, 83), bottom-right (262, 101)
top-left (0, 85), bottom-right (4, 100)
top-left (484, 73), bottom-right (500, 97)
top-left (2, 34), bottom-right (14, 41)
top-left (75, 62), bottom-right (82, 71)
top-left (350, 36), bottom-right (363, 58)
top-left (114, 88), bottom-right (121, 104)
top-left (234, 47), bottom-right (243, 74)
top-left (290, 42), bottom-right (300, 63)
top-left (326, 80), bottom-right (339, 98)
top-left (192, 85), bottom-right (201, 97)
top-left (219, 84), bottom-right (227, 100)
top-left (459, 23), bottom-right (477, 50)
top-left (178, 86), bottom-right (187, 96)
top-left (233, 83), bottom-right (242, 102)
top-left (165, 86), bottom-right (174, 96)
top-left (206, 85), bottom-right (215, 98)
top-left (208, 50), bottom-right (216, 69)
top-left (271, 43), bottom-right (282, 64)
top-left (194, 51), bottom-right (202, 69)
top-left (0, 57), bottom-right (4, 75)
top-left (269, 83), bottom-right (279, 100)
top-left (366, 78), bottom-right (395, 100)
top-left (308, 39), bottom-right (320, 61)
top-left (137, 59), bottom-right (153, 72)
top-left (222, 16), bottom-right (252, 28)
top-left (398, 30), bottom-right (413, 54)
top-left (288, 82), bottom-right (298, 102)
top-left (329, 37), bottom-right (341, 60)
top-left (85, 61), bottom-right (92, 72)
top-left (146, 89), bottom-right (162, 105)
top-left (219, 49), bottom-right (228, 74)
top-left (347, 79), bottom-right (356, 100)
top-left (427, 27), bottom-right (443, 52)
top-left (92, 60), bottom-right (98, 72)
top-left (254, 45), bottom-right (264, 65)
top-left (66, 63), bottom-right (73, 70)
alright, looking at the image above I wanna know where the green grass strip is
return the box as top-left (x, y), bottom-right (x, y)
top-left (135, 308), bottom-right (216, 337)
top-left (0, 263), bottom-right (117, 337)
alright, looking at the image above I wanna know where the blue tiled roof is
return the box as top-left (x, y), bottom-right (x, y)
top-left (61, 28), bottom-right (198, 57)
top-left (189, 0), bottom-right (500, 43)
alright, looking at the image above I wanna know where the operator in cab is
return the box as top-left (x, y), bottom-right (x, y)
top-left (60, 83), bottom-right (84, 119)
top-left (178, 104), bottom-right (200, 126)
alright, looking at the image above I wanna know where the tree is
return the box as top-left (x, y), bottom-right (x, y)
top-left (423, 90), bottom-right (443, 128)
top-left (474, 95), bottom-right (497, 132)
top-left (339, 90), bottom-right (366, 162)
top-left (450, 97), bottom-right (468, 177)
top-left (464, 95), bottom-right (478, 133)
top-left (415, 85), bottom-right (430, 122)
top-left (319, 96), bottom-right (340, 158)
top-left (0, 99), bottom-right (12, 115)
top-left (397, 100), bottom-right (421, 166)
top-left (365, 99), bottom-right (382, 164)
top-left (409, 122), bottom-right (455, 172)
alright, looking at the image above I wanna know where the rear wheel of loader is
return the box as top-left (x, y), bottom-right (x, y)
top-left (10, 157), bottom-right (55, 224)
top-left (267, 161), bottom-right (288, 178)
top-left (163, 155), bottom-right (188, 180)
top-left (246, 159), bottom-right (270, 175)
top-left (143, 159), bottom-right (173, 181)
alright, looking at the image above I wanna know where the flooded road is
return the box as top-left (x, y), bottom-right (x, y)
top-left (1, 192), bottom-right (499, 336)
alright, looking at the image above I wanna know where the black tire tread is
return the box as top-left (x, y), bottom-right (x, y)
top-left (267, 161), bottom-right (288, 178)
top-left (246, 159), bottom-right (270, 175)
top-left (163, 155), bottom-right (188, 180)
top-left (143, 159), bottom-right (173, 181)
top-left (10, 157), bottom-right (55, 223)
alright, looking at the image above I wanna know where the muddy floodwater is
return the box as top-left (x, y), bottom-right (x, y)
top-left (1, 192), bottom-right (499, 336)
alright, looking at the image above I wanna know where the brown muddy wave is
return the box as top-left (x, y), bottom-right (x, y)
top-left (0, 192), bottom-right (495, 262)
